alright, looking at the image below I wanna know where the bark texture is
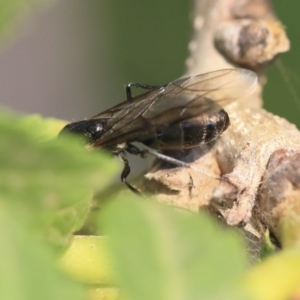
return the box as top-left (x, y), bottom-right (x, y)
top-left (139, 0), bottom-right (299, 255)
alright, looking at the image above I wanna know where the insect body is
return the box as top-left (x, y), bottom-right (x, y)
top-left (60, 68), bottom-right (257, 193)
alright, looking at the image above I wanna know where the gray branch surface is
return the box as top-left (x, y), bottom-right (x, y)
top-left (139, 0), bottom-right (300, 252)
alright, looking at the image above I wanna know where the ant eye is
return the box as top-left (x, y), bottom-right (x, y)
top-left (87, 123), bottom-right (103, 135)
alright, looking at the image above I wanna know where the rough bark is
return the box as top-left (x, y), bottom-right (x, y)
top-left (139, 0), bottom-right (299, 255)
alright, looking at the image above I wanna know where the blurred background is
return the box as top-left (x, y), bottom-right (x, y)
top-left (0, 0), bottom-right (190, 121)
top-left (0, 0), bottom-right (299, 127)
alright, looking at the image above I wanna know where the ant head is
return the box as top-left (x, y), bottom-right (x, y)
top-left (59, 119), bottom-right (105, 143)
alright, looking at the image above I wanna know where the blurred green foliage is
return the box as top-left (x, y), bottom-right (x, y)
top-left (101, 196), bottom-right (247, 300)
top-left (0, 111), bottom-right (118, 248)
top-left (0, 208), bottom-right (86, 300)
top-left (0, 110), bottom-right (118, 299)
top-left (106, 0), bottom-right (190, 84)
top-left (84, 0), bottom-right (190, 93)
top-left (264, 1), bottom-right (300, 128)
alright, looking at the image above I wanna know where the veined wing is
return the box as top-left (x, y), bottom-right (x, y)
top-left (93, 68), bottom-right (257, 147)
top-left (90, 86), bottom-right (165, 133)
top-left (143, 68), bottom-right (257, 118)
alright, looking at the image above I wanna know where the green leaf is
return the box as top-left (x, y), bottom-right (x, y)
top-left (0, 207), bottom-right (86, 300)
top-left (243, 249), bottom-right (300, 300)
top-left (15, 114), bottom-right (68, 141)
top-left (100, 196), bottom-right (247, 300)
top-left (0, 111), bottom-right (119, 248)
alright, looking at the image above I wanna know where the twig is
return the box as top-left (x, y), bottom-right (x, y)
top-left (140, 0), bottom-right (299, 255)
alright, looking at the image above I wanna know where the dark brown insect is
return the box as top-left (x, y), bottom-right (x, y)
top-left (59, 68), bottom-right (257, 193)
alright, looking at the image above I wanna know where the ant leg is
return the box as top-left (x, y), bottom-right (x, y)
top-left (119, 151), bottom-right (141, 195)
top-left (125, 145), bottom-right (219, 190)
top-left (146, 148), bottom-right (220, 180)
top-left (127, 144), bottom-right (220, 180)
top-left (126, 143), bottom-right (148, 158)
top-left (126, 83), bottom-right (161, 100)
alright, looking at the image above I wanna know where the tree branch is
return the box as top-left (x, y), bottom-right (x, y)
top-left (139, 0), bottom-right (299, 255)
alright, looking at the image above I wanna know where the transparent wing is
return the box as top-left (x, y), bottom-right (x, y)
top-left (144, 68), bottom-right (257, 117)
top-left (90, 87), bottom-right (165, 134)
top-left (93, 68), bottom-right (257, 147)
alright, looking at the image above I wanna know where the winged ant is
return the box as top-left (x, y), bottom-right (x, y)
top-left (59, 68), bottom-right (257, 193)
